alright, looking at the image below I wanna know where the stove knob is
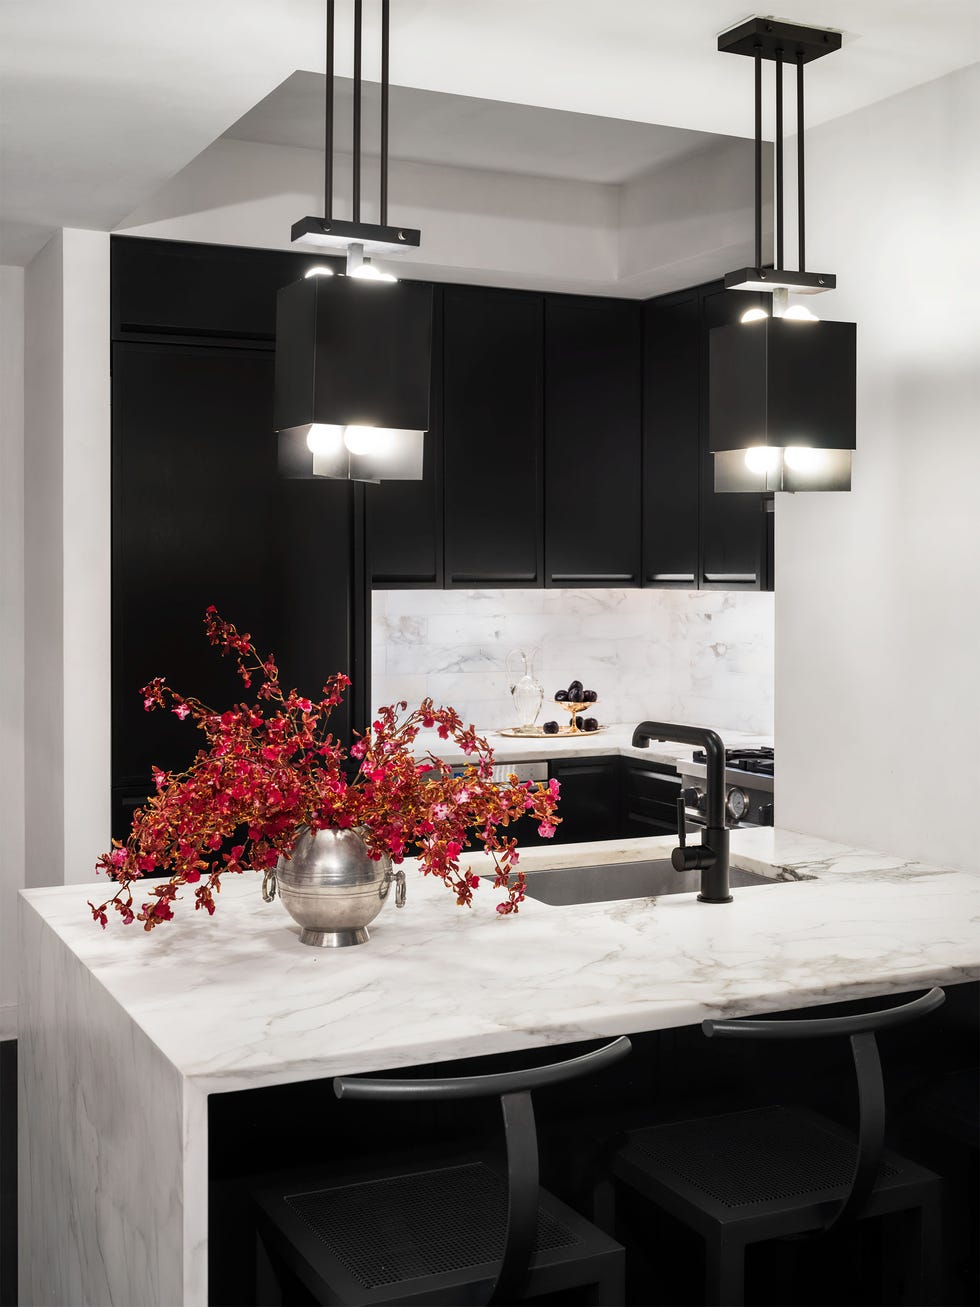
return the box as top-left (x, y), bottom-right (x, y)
top-left (759, 803), bottom-right (774, 827)
top-left (682, 787), bottom-right (706, 813)
top-left (726, 787), bottom-right (749, 823)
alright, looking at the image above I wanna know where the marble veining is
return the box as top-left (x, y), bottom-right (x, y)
top-left (372, 587), bottom-right (774, 734)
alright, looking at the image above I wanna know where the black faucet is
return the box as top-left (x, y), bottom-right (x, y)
top-left (631, 722), bottom-right (732, 904)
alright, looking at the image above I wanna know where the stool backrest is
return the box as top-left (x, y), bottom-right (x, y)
top-left (334, 1035), bottom-right (632, 1304)
top-left (702, 988), bottom-right (945, 1228)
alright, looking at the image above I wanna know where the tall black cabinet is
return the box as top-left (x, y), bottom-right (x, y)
top-left (110, 237), bottom-right (369, 838)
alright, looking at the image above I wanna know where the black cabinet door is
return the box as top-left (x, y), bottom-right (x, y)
top-left (699, 285), bottom-right (769, 590)
top-left (442, 286), bottom-right (544, 587)
top-left (642, 291), bottom-right (700, 588)
top-left (366, 288), bottom-right (444, 587)
top-left (544, 297), bottom-right (642, 587)
top-left (547, 756), bottom-right (620, 844)
top-left (111, 341), bottom-right (364, 810)
top-left (620, 759), bottom-right (682, 838)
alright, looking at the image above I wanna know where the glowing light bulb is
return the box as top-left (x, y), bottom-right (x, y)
top-left (740, 307), bottom-right (769, 324)
top-left (304, 266), bottom-right (334, 278)
top-left (744, 446), bottom-right (783, 475)
top-left (305, 424), bottom-right (344, 455)
top-left (341, 425), bottom-right (390, 455)
top-left (783, 304), bottom-right (819, 321)
top-left (349, 262), bottom-right (397, 283)
top-left (784, 445), bottom-right (824, 472)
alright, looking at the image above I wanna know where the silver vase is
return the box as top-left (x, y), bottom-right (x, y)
top-left (262, 827), bottom-right (405, 947)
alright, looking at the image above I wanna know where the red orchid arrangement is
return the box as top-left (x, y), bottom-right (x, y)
top-left (90, 608), bottom-right (561, 932)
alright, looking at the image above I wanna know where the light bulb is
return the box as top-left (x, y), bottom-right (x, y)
top-left (343, 425), bottom-right (395, 455)
top-left (782, 304), bottom-right (819, 321)
top-left (784, 445), bottom-right (824, 472)
top-left (304, 266), bottom-right (334, 278)
top-left (305, 424), bottom-right (344, 456)
top-left (740, 307), bottom-right (769, 324)
top-left (349, 262), bottom-right (397, 283)
top-left (744, 446), bottom-right (783, 475)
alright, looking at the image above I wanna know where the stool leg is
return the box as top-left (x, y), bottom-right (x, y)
top-left (591, 1248), bottom-right (626, 1306)
top-left (705, 1233), bottom-right (745, 1307)
top-left (255, 1232), bottom-right (284, 1307)
top-left (899, 1192), bottom-right (942, 1307)
top-left (593, 1176), bottom-right (617, 1236)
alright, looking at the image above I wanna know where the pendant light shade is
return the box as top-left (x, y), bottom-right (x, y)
top-left (709, 313), bottom-right (855, 492)
top-left (275, 0), bottom-right (432, 482)
top-left (712, 16), bottom-right (856, 493)
top-left (275, 272), bottom-right (432, 482)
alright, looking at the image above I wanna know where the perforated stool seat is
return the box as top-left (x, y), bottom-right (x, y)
top-left (602, 992), bottom-right (946, 1307)
top-left (254, 1157), bottom-right (622, 1305)
top-left (251, 1037), bottom-right (631, 1306)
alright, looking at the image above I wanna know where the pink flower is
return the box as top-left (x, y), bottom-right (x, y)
top-left (109, 848), bottom-right (127, 868)
top-left (446, 840), bottom-right (463, 859)
top-left (297, 698), bottom-right (312, 712)
top-left (173, 703), bottom-right (190, 721)
top-left (538, 821), bottom-right (557, 839)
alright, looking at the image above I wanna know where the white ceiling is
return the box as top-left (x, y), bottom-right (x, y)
top-left (225, 72), bottom-right (721, 185)
top-left (3, 0), bottom-right (979, 264)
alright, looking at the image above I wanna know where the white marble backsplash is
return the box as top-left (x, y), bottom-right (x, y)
top-left (372, 588), bottom-right (774, 734)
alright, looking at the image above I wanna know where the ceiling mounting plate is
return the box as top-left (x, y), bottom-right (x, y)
top-left (291, 216), bottom-right (422, 256)
top-left (718, 17), bottom-right (842, 64)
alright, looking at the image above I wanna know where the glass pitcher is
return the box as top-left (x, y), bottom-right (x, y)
top-left (506, 648), bottom-right (544, 729)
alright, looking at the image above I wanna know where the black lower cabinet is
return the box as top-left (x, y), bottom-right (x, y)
top-left (546, 756), bottom-right (621, 844)
top-left (620, 758), bottom-right (683, 838)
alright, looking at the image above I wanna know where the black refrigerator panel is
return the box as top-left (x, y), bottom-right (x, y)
top-left (111, 339), bottom-right (364, 820)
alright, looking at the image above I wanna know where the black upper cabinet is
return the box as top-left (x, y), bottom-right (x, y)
top-left (111, 236), bottom-right (326, 342)
top-left (544, 297), bottom-right (642, 587)
top-left (442, 286), bottom-right (544, 587)
top-left (366, 289), bottom-right (444, 587)
top-left (642, 291), bottom-right (700, 588)
top-left (699, 285), bottom-right (769, 590)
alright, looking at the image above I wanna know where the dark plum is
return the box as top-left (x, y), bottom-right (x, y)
top-left (567, 688), bottom-right (585, 703)
top-left (582, 717), bottom-right (598, 732)
top-left (542, 720), bottom-right (560, 734)
top-left (582, 689), bottom-right (598, 702)
top-left (567, 679), bottom-right (583, 694)
top-left (554, 690), bottom-right (568, 701)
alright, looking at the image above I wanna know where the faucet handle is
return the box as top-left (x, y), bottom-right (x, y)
top-left (676, 796), bottom-right (687, 847)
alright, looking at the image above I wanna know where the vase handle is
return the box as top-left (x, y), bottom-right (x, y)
top-left (394, 868), bottom-right (407, 908)
top-left (261, 868), bottom-right (278, 903)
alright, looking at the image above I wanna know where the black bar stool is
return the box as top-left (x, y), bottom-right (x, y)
top-left (252, 1036), bottom-right (631, 1306)
top-left (602, 989), bottom-right (945, 1307)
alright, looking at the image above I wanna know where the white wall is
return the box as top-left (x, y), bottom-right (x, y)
top-left (22, 230), bottom-right (111, 907)
top-left (118, 133), bottom-right (768, 298)
top-left (775, 62), bottom-right (980, 871)
top-left (374, 588), bottom-right (774, 736)
top-left (0, 265), bottom-right (25, 1039)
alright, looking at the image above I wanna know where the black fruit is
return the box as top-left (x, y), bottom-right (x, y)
top-left (542, 720), bottom-right (560, 734)
top-left (567, 679), bottom-right (583, 695)
top-left (582, 717), bottom-right (598, 732)
top-left (554, 690), bottom-right (568, 701)
top-left (568, 688), bottom-right (584, 703)
top-left (582, 689), bottom-right (598, 702)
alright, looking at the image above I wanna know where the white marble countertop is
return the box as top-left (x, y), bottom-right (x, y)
top-left (413, 721), bottom-right (772, 768)
top-left (20, 826), bottom-right (980, 1095)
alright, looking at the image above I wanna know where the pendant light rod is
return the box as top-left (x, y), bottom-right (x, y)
top-left (797, 52), bottom-right (806, 271)
top-left (720, 17), bottom-right (840, 295)
top-left (380, 0), bottom-right (390, 226)
top-left (352, 0), bottom-right (362, 224)
top-left (324, 0), bottom-right (335, 219)
top-left (754, 43), bottom-right (762, 271)
top-left (775, 49), bottom-right (784, 270)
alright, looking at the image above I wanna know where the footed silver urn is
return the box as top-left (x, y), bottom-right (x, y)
top-left (262, 827), bottom-right (405, 947)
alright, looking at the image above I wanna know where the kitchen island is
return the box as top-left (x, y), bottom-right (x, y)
top-left (19, 827), bottom-right (980, 1306)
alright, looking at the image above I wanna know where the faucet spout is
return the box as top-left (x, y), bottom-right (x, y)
top-left (632, 721), bottom-right (732, 904)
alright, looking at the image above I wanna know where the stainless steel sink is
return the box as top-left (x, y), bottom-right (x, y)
top-left (490, 858), bottom-right (781, 907)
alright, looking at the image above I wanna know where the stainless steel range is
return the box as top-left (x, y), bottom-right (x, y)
top-left (678, 746), bottom-right (774, 828)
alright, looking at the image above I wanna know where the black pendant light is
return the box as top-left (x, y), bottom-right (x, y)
top-left (274, 0), bottom-right (433, 482)
top-left (710, 17), bottom-right (856, 493)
